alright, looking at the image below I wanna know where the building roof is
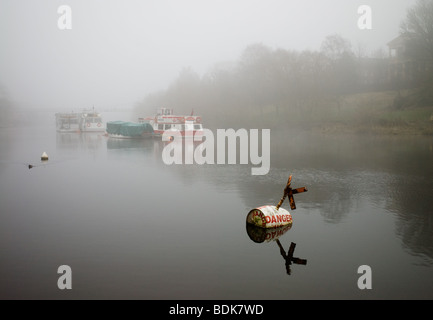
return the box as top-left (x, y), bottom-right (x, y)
top-left (387, 33), bottom-right (415, 48)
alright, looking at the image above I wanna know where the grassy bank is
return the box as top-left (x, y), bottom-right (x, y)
top-left (316, 90), bottom-right (433, 135)
top-left (205, 89), bottom-right (433, 136)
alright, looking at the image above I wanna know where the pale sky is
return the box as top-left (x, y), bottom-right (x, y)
top-left (0, 0), bottom-right (412, 110)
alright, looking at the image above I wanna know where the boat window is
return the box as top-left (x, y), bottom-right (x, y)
top-left (164, 124), bottom-right (171, 130)
top-left (158, 124), bottom-right (164, 130)
top-left (194, 124), bottom-right (202, 130)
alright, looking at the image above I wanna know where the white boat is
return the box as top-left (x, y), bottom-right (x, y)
top-left (80, 109), bottom-right (104, 132)
top-left (55, 112), bottom-right (81, 133)
top-left (138, 108), bottom-right (203, 138)
top-left (55, 109), bottom-right (104, 133)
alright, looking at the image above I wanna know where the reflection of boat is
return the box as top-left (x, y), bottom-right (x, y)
top-left (80, 109), bottom-right (104, 132)
top-left (106, 121), bottom-right (154, 139)
top-left (106, 137), bottom-right (156, 149)
top-left (56, 131), bottom-right (104, 151)
top-left (55, 113), bottom-right (80, 133)
top-left (55, 109), bottom-right (104, 133)
top-left (138, 107), bottom-right (203, 138)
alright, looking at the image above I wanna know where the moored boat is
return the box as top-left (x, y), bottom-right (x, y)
top-left (106, 120), bottom-right (154, 139)
top-left (55, 112), bottom-right (81, 133)
top-left (138, 108), bottom-right (203, 138)
top-left (55, 109), bottom-right (105, 133)
top-left (80, 110), bottom-right (104, 132)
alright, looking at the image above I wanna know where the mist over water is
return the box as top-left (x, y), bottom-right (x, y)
top-left (0, 112), bottom-right (432, 299)
top-left (1, 0), bottom-right (432, 300)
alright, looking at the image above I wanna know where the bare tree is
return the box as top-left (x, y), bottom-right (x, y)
top-left (399, 0), bottom-right (433, 106)
top-left (321, 34), bottom-right (353, 62)
top-left (400, 0), bottom-right (433, 59)
top-left (321, 34), bottom-right (358, 95)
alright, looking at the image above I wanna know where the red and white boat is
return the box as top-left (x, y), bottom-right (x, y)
top-left (138, 108), bottom-right (203, 138)
top-left (80, 109), bottom-right (105, 132)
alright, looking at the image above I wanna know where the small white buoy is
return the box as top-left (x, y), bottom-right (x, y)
top-left (41, 152), bottom-right (49, 161)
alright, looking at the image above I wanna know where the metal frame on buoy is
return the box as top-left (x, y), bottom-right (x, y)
top-left (246, 175), bottom-right (307, 229)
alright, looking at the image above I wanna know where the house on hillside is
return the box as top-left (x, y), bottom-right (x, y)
top-left (387, 33), bottom-right (433, 85)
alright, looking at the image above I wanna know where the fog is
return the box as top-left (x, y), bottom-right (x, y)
top-left (2, 1), bottom-right (433, 301)
top-left (0, 0), bottom-right (411, 111)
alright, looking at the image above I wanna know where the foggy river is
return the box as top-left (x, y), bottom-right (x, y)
top-left (1, 112), bottom-right (432, 299)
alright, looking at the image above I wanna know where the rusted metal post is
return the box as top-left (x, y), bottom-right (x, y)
top-left (276, 175), bottom-right (291, 210)
top-left (276, 175), bottom-right (307, 211)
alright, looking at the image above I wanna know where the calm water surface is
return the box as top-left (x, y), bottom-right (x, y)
top-left (1, 112), bottom-right (432, 299)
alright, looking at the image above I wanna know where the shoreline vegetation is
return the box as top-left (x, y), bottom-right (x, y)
top-left (135, 1), bottom-right (433, 137)
top-left (134, 41), bottom-right (433, 137)
top-left (132, 90), bottom-right (433, 136)
top-left (202, 89), bottom-right (433, 136)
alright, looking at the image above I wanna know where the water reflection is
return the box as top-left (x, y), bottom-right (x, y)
top-left (386, 173), bottom-right (433, 265)
top-left (56, 132), bottom-right (104, 152)
top-left (246, 223), bottom-right (292, 243)
top-left (276, 241), bottom-right (307, 276)
top-left (148, 132), bottom-right (433, 264)
top-left (106, 137), bottom-right (156, 150)
top-left (2, 119), bottom-right (433, 298)
top-left (246, 224), bottom-right (307, 275)
top-left (55, 126), bottom-right (433, 270)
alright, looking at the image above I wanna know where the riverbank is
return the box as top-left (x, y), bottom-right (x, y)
top-left (316, 119), bottom-right (433, 136)
top-left (205, 89), bottom-right (433, 136)
top-left (316, 94), bottom-right (433, 136)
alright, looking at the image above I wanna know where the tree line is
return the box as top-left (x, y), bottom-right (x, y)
top-left (135, 37), bottom-right (388, 128)
top-left (136, 0), bottom-right (433, 128)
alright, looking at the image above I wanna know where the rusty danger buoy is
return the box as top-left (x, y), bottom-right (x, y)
top-left (246, 175), bottom-right (307, 229)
